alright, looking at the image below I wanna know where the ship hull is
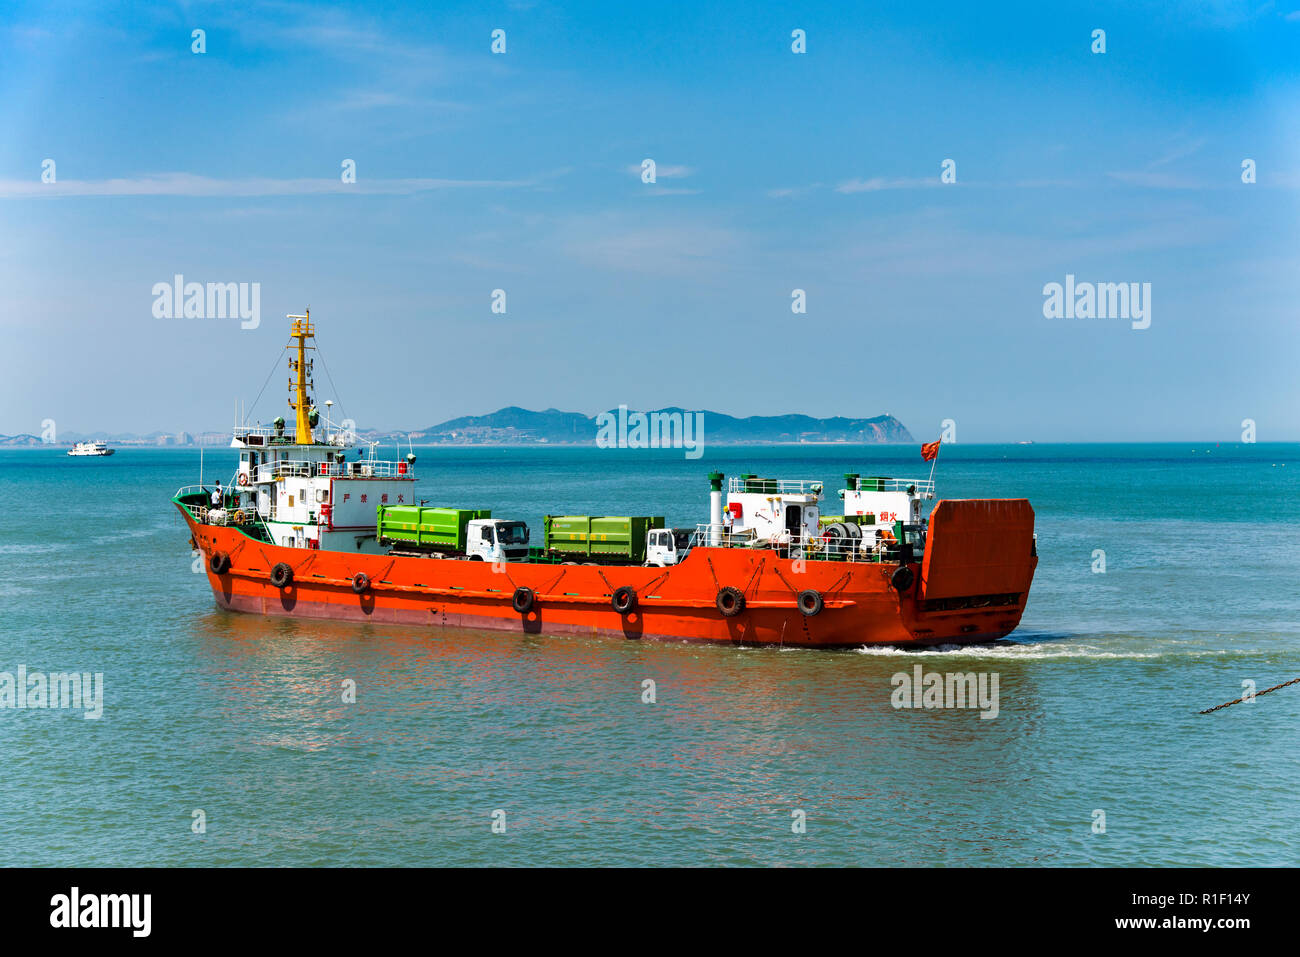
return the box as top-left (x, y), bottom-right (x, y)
top-left (179, 499), bottom-right (1037, 648)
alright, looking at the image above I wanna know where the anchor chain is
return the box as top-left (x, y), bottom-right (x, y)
top-left (1199, 675), bottom-right (1300, 715)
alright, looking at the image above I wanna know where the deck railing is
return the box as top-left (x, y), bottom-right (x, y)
top-left (842, 477), bottom-right (935, 496)
top-left (687, 522), bottom-right (923, 564)
top-left (726, 477), bottom-right (824, 496)
top-left (232, 427), bottom-right (355, 448)
top-left (251, 459), bottom-right (414, 482)
top-left (173, 486), bottom-right (266, 527)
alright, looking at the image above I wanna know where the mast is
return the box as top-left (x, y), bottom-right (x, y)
top-left (286, 309), bottom-right (315, 445)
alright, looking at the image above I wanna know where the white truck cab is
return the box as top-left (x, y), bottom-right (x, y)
top-left (646, 528), bottom-right (691, 566)
top-left (466, 519), bottom-right (530, 562)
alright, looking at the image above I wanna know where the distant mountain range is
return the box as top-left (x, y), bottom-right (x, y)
top-left (413, 407), bottom-right (913, 445)
top-left (0, 407), bottom-right (913, 447)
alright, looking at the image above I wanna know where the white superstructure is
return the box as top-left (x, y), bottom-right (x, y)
top-left (722, 475), bottom-right (824, 545)
top-left (225, 425), bottom-right (416, 552)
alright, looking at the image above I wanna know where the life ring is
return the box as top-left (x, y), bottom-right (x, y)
top-left (611, 585), bottom-right (637, 615)
top-left (232, 509), bottom-right (245, 524)
top-left (512, 586), bottom-right (535, 614)
top-left (237, 472), bottom-right (249, 487)
top-left (270, 562), bottom-right (294, 589)
top-left (208, 551), bottom-right (231, 575)
top-left (715, 586), bottom-right (745, 617)
top-left (351, 572), bottom-right (370, 594)
top-left (797, 589), bottom-right (823, 616)
top-left (891, 565), bottom-right (915, 593)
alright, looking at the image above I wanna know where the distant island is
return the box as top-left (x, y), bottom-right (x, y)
top-left (0, 407), bottom-right (914, 448)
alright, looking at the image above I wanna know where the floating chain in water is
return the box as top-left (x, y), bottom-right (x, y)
top-left (1200, 676), bottom-right (1300, 714)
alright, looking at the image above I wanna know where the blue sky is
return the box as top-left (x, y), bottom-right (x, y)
top-left (1, 0), bottom-right (1298, 441)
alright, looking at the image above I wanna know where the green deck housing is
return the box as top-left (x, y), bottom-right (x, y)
top-left (377, 505), bottom-right (491, 552)
top-left (543, 515), bottom-right (665, 563)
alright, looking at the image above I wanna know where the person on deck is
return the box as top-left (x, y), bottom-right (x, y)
top-left (210, 481), bottom-right (223, 510)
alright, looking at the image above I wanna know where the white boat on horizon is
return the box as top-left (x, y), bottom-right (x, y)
top-left (67, 441), bottom-right (115, 457)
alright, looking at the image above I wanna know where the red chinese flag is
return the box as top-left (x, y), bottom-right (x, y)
top-left (920, 440), bottom-right (941, 462)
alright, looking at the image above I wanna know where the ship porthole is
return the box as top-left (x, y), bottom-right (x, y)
top-left (797, 589), bottom-right (823, 616)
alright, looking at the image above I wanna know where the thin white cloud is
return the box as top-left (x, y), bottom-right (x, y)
top-left (835, 176), bottom-right (938, 193)
top-left (0, 172), bottom-right (536, 199)
top-left (557, 214), bottom-right (745, 276)
top-left (625, 164), bottom-right (694, 179)
top-left (1106, 170), bottom-right (1206, 189)
top-left (1147, 138), bottom-right (1208, 169)
top-left (766, 183), bottom-right (824, 198)
top-left (1107, 137), bottom-right (1211, 188)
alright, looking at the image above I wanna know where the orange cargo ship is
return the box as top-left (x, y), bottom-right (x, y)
top-left (175, 312), bottom-right (1037, 648)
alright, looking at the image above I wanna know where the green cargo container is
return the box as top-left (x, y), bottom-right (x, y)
top-left (377, 505), bottom-right (491, 552)
top-left (543, 515), bottom-right (664, 563)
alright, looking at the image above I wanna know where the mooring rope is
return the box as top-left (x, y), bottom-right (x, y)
top-left (1199, 675), bottom-right (1300, 714)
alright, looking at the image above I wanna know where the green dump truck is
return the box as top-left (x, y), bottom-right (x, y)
top-left (543, 515), bottom-right (666, 564)
top-left (377, 505), bottom-right (490, 552)
top-left (377, 505), bottom-right (532, 561)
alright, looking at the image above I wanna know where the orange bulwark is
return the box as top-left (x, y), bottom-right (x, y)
top-left (179, 497), bottom-right (1037, 648)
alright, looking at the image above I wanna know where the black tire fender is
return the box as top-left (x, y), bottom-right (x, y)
top-left (512, 586), bottom-right (535, 614)
top-left (351, 572), bottom-right (370, 594)
top-left (611, 585), bottom-right (637, 615)
top-left (270, 562), bottom-right (293, 589)
top-left (715, 586), bottom-right (745, 617)
top-left (208, 551), bottom-right (231, 575)
top-left (797, 589), bottom-right (823, 616)
top-left (891, 565), bottom-right (915, 593)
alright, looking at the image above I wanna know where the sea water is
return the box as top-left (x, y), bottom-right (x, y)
top-left (0, 443), bottom-right (1295, 866)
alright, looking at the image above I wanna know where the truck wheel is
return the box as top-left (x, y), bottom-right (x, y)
top-left (891, 565), bottom-right (915, 593)
top-left (512, 586), bottom-right (535, 614)
top-left (208, 551), bottom-right (231, 575)
top-left (715, 586), bottom-right (745, 617)
top-left (351, 572), bottom-right (370, 594)
top-left (270, 562), bottom-right (293, 589)
top-left (797, 589), bottom-right (823, 616)
top-left (612, 585), bottom-right (637, 615)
